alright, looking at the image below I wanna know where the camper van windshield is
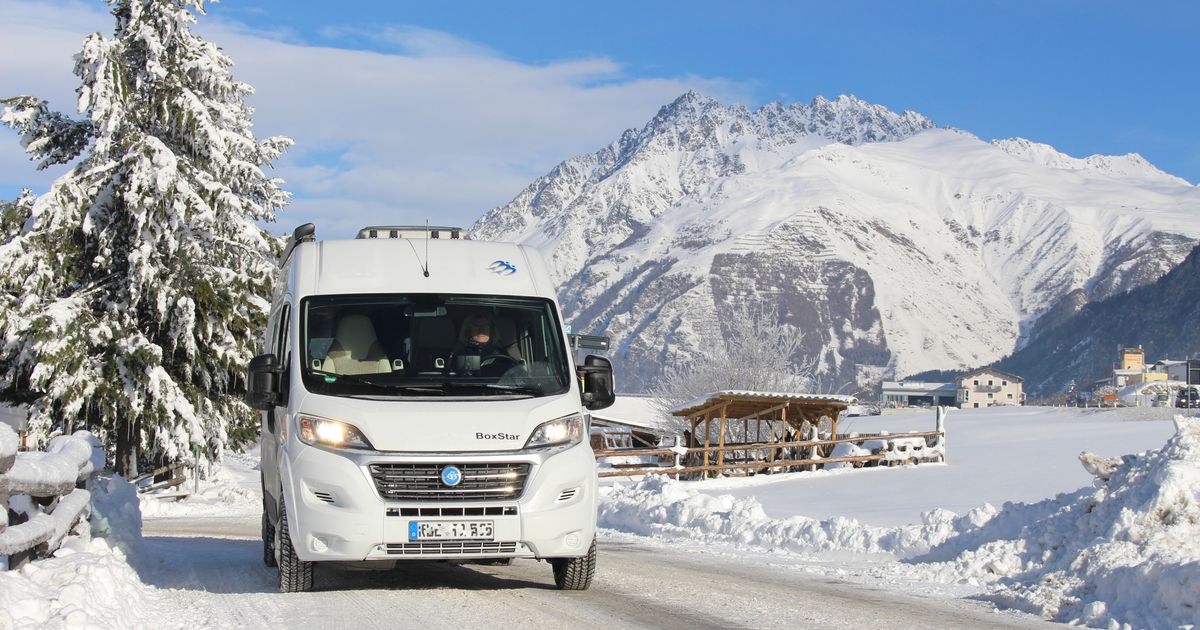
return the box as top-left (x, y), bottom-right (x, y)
top-left (300, 294), bottom-right (571, 398)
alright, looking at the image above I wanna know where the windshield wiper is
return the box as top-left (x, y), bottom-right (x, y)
top-left (389, 385), bottom-right (450, 396)
top-left (439, 383), bottom-right (544, 397)
top-left (307, 369), bottom-right (394, 393)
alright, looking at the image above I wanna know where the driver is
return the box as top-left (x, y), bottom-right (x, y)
top-left (451, 312), bottom-right (516, 377)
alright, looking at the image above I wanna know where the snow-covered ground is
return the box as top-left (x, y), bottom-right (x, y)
top-left (137, 448), bottom-right (262, 519)
top-left (600, 406), bottom-right (1198, 628)
top-left (687, 406), bottom-right (1178, 526)
top-left (2, 406), bottom-right (1195, 629)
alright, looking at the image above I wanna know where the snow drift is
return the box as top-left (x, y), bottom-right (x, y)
top-left (0, 473), bottom-right (156, 629)
top-left (913, 415), bottom-right (1200, 628)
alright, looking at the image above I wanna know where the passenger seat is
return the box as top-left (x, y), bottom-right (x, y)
top-left (322, 315), bottom-right (392, 375)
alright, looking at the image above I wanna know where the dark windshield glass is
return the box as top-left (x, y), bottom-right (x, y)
top-left (300, 294), bottom-right (571, 398)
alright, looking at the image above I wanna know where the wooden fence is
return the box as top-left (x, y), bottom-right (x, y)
top-left (131, 461), bottom-right (193, 499)
top-left (594, 429), bottom-right (945, 479)
top-left (0, 424), bottom-right (102, 570)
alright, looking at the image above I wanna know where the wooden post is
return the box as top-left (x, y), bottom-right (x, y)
top-left (673, 435), bottom-right (683, 480)
top-left (702, 411), bottom-right (711, 473)
top-left (777, 403), bottom-right (788, 472)
top-left (715, 403), bottom-right (729, 474)
top-left (688, 416), bottom-right (698, 469)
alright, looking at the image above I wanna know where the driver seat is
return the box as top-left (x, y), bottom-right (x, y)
top-left (322, 314), bottom-right (392, 375)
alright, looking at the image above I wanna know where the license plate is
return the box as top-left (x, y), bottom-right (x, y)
top-left (408, 520), bottom-right (494, 541)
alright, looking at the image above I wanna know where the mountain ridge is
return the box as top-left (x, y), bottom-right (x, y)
top-left (472, 92), bottom-right (1200, 391)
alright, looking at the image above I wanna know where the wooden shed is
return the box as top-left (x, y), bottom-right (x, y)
top-left (669, 390), bottom-right (856, 477)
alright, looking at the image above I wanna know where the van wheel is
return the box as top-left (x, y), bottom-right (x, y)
top-left (550, 539), bottom-right (595, 590)
top-left (262, 511), bottom-right (277, 567)
top-left (277, 499), bottom-right (313, 592)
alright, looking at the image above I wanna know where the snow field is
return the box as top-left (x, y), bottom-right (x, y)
top-left (599, 409), bottom-right (1198, 628)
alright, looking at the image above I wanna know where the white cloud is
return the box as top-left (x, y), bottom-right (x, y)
top-left (0, 0), bottom-right (752, 237)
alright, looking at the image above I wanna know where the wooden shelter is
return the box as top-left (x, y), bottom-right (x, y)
top-left (670, 390), bottom-right (856, 477)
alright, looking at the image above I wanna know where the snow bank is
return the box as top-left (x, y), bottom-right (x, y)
top-left (599, 475), bottom-right (993, 558)
top-left (910, 416), bottom-right (1200, 628)
top-left (0, 537), bottom-right (159, 629)
top-left (1, 471), bottom-right (156, 629)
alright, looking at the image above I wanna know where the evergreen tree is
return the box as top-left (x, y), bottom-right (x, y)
top-left (0, 0), bottom-right (291, 475)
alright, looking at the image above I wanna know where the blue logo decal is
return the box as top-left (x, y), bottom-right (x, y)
top-left (408, 521), bottom-right (419, 541)
top-left (440, 465), bottom-right (462, 487)
top-left (489, 260), bottom-right (517, 276)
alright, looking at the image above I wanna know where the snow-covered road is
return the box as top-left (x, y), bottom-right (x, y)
top-left (139, 517), bottom-right (1051, 629)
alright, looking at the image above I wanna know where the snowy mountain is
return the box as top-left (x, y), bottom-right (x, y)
top-left (471, 92), bottom-right (1200, 390)
top-left (995, 243), bottom-right (1200, 396)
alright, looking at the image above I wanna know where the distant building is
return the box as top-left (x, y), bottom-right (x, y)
top-left (881, 380), bottom-right (958, 407)
top-left (589, 395), bottom-right (677, 449)
top-left (1119, 346), bottom-right (1145, 371)
top-left (956, 368), bottom-right (1024, 408)
top-left (1150, 359), bottom-right (1194, 383)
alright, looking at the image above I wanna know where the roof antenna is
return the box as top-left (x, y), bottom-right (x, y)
top-left (405, 222), bottom-right (431, 278)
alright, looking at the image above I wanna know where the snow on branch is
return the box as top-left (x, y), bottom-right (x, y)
top-left (0, 96), bottom-right (93, 170)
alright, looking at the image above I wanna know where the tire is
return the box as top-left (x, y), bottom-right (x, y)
top-left (262, 510), bottom-right (277, 568)
top-left (550, 539), bottom-right (596, 591)
top-left (277, 498), bottom-right (314, 592)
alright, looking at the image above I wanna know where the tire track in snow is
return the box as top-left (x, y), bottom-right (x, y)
top-left (140, 517), bottom-right (1054, 629)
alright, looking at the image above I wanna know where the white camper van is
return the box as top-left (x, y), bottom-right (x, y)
top-left (246, 224), bottom-right (614, 592)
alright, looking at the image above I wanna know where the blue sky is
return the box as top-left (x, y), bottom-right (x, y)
top-left (1, 0), bottom-right (1197, 236)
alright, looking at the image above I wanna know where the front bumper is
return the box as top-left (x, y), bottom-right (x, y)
top-left (280, 440), bottom-right (597, 562)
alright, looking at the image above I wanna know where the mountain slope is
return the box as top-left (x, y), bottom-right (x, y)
top-left (995, 243), bottom-right (1200, 396)
top-left (472, 92), bottom-right (1200, 390)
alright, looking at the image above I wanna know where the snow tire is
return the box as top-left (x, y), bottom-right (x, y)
top-left (262, 510), bottom-right (277, 568)
top-left (277, 499), bottom-right (313, 592)
top-left (550, 539), bottom-right (596, 590)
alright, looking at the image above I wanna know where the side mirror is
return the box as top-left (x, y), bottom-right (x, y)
top-left (246, 353), bottom-right (283, 410)
top-left (577, 355), bottom-right (615, 411)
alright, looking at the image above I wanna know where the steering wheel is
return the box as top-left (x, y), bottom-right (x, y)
top-left (480, 353), bottom-right (521, 369)
top-left (481, 353), bottom-right (529, 378)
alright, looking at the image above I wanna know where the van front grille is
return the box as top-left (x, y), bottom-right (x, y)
top-left (385, 542), bottom-right (518, 556)
top-left (369, 462), bottom-right (531, 501)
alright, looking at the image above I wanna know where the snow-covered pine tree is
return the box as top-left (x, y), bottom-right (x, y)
top-left (0, 0), bottom-right (292, 475)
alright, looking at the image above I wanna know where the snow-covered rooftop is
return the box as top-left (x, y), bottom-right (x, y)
top-left (590, 395), bottom-right (676, 433)
top-left (670, 390), bottom-right (857, 416)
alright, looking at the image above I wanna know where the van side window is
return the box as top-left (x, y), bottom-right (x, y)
top-left (275, 305), bottom-right (291, 368)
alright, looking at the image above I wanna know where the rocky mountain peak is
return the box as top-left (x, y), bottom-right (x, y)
top-left (471, 92), bottom-right (1200, 391)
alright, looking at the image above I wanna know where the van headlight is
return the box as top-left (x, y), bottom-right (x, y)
top-left (298, 415), bottom-right (374, 450)
top-left (524, 414), bottom-right (585, 449)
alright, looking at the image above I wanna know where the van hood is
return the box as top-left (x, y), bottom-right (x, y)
top-left (294, 392), bottom-right (584, 452)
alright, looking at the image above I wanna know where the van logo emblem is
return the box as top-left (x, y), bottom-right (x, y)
top-left (440, 465), bottom-right (462, 487)
top-left (489, 260), bottom-right (517, 276)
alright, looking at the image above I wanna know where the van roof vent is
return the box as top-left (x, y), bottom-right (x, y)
top-left (357, 226), bottom-right (467, 240)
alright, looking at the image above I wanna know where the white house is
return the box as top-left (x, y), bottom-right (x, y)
top-left (957, 368), bottom-right (1024, 408)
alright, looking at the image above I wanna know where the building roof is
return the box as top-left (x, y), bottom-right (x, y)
top-left (669, 390), bottom-right (856, 417)
top-left (0, 404), bottom-right (27, 432)
top-left (590, 395), bottom-right (677, 433)
top-left (959, 367), bottom-right (1024, 383)
top-left (881, 381), bottom-right (957, 395)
